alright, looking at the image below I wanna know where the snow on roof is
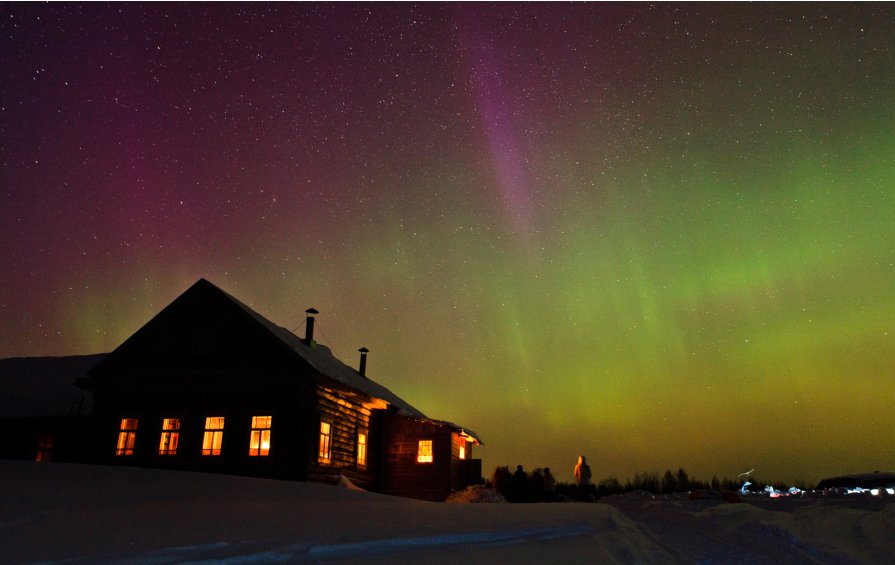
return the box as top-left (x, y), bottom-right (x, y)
top-left (401, 416), bottom-right (484, 446)
top-left (217, 280), bottom-right (483, 440)
top-left (210, 280), bottom-right (429, 420)
top-left (221, 284), bottom-right (483, 441)
top-left (0, 354), bottom-right (103, 418)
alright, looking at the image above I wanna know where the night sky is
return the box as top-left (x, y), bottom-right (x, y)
top-left (2, 3), bottom-right (894, 485)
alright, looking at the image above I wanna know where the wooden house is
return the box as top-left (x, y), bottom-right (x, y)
top-left (76, 278), bottom-right (482, 501)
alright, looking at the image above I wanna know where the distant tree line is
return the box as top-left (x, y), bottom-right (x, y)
top-left (490, 465), bottom-right (811, 502)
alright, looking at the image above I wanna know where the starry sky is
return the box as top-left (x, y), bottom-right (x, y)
top-left (2, 3), bottom-right (894, 485)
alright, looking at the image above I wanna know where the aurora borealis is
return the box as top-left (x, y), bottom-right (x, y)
top-left (2, 3), bottom-right (894, 485)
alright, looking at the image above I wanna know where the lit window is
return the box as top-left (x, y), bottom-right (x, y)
top-left (35, 433), bottom-right (55, 462)
top-left (417, 439), bottom-right (433, 463)
top-left (202, 416), bottom-right (225, 456)
top-left (458, 437), bottom-right (466, 460)
top-left (158, 418), bottom-right (180, 455)
top-left (116, 418), bottom-right (138, 456)
top-left (249, 415), bottom-right (272, 457)
top-left (357, 431), bottom-right (367, 467)
top-left (319, 421), bottom-right (332, 462)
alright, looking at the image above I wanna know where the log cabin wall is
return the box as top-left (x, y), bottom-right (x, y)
top-left (305, 385), bottom-right (378, 489)
top-left (379, 413), bottom-right (454, 501)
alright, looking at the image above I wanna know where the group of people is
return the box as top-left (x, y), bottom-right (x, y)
top-left (492, 454), bottom-right (594, 502)
top-left (492, 464), bottom-right (558, 502)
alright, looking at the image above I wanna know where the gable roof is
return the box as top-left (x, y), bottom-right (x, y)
top-left (90, 279), bottom-right (428, 419)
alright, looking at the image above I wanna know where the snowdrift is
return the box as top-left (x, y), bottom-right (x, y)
top-left (2, 461), bottom-right (894, 563)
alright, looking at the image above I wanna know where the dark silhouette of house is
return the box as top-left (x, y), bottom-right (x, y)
top-left (0, 354), bottom-right (101, 463)
top-left (75, 278), bottom-right (482, 500)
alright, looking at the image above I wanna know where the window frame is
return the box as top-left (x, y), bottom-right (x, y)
top-left (35, 433), bottom-right (55, 463)
top-left (356, 428), bottom-right (368, 468)
top-left (417, 439), bottom-right (433, 464)
top-left (249, 415), bottom-right (272, 457)
top-left (202, 416), bottom-right (225, 456)
top-left (116, 418), bottom-right (139, 456)
top-left (158, 418), bottom-right (181, 456)
top-left (318, 420), bottom-right (333, 463)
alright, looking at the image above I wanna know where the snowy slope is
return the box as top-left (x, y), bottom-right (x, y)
top-left (2, 461), bottom-right (893, 564)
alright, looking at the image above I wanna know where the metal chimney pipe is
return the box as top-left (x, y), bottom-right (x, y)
top-left (304, 308), bottom-right (319, 345)
top-left (358, 347), bottom-right (369, 376)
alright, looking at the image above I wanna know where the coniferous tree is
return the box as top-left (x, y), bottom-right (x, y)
top-left (676, 468), bottom-right (690, 491)
top-left (662, 469), bottom-right (677, 493)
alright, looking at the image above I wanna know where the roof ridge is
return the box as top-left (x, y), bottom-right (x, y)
top-left (195, 280), bottom-right (428, 419)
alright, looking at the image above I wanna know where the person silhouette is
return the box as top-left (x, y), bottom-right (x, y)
top-left (511, 464), bottom-right (528, 502)
top-left (574, 455), bottom-right (592, 500)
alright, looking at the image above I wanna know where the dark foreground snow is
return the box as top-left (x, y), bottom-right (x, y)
top-left (2, 461), bottom-right (893, 564)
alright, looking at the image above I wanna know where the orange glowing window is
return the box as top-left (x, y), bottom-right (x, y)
top-left (158, 418), bottom-right (180, 455)
top-left (249, 416), bottom-right (272, 457)
top-left (202, 416), bottom-right (225, 456)
top-left (319, 421), bottom-right (332, 462)
top-left (417, 439), bottom-right (433, 463)
top-left (458, 437), bottom-right (466, 460)
top-left (35, 433), bottom-right (55, 462)
top-left (116, 418), bottom-right (138, 456)
top-left (357, 431), bottom-right (367, 467)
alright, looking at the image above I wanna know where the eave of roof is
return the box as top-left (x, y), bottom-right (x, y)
top-left (0, 354), bottom-right (104, 418)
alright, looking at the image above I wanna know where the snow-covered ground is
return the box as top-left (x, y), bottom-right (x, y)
top-left (2, 461), bottom-right (893, 564)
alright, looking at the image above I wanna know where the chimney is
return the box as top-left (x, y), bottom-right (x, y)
top-left (358, 347), bottom-right (369, 377)
top-left (304, 308), bottom-right (319, 346)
